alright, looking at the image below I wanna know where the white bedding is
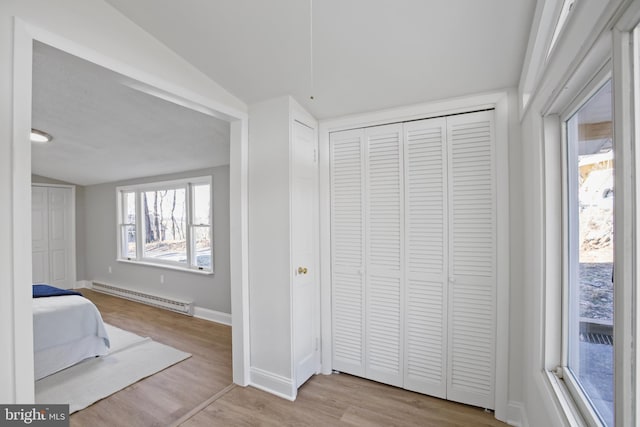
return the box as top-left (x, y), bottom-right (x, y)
top-left (33, 295), bottom-right (110, 380)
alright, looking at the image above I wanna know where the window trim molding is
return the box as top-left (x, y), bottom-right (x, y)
top-left (541, 5), bottom-right (640, 422)
top-left (116, 175), bottom-right (214, 274)
top-left (556, 61), bottom-right (613, 427)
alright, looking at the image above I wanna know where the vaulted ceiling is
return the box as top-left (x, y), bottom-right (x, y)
top-left (104, 0), bottom-right (537, 119)
top-left (32, 1), bottom-right (537, 185)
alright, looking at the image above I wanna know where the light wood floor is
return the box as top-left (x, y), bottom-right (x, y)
top-left (72, 290), bottom-right (507, 427)
top-left (70, 289), bottom-right (233, 426)
top-left (180, 374), bottom-right (508, 427)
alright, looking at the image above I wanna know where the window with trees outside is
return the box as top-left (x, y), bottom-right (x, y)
top-left (117, 176), bottom-right (213, 273)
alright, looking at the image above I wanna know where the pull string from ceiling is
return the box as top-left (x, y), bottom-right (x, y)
top-left (309, 0), bottom-right (314, 100)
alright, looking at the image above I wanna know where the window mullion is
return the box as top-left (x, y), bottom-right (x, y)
top-left (136, 190), bottom-right (143, 261)
top-left (186, 183), bottom-right (193, 268)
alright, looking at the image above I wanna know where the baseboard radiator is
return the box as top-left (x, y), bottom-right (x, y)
top-left (91, 281), bottom-right (194, 316)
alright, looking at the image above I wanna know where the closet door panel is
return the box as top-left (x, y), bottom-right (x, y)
top-left (48, 187), bottom-right (73, 289)
top-left (403, 118), bottom-right (447, 398)
top-left (330, 129), bottom-right (366, 375)
top-left (32, 187), bottom-right (49, 284)
top-left (446, 111), bottom-right (496, 409)
top-left (364, 124), bottom-right (404, 387)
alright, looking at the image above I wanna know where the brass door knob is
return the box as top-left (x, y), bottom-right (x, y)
top-left (298, 267), bottom-right (308, 274)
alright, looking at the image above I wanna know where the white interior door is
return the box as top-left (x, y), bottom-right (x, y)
top-left (329, 111), bottom-right (497, 409)
top-left (364, 123), bottom-right (404, 387)
top-left (292, 120), bottom-right (320, 388)
top-left (446, 111), bottom-right (496, 409)
top-left (403, 117), bottom-right (448, 398)
top-left (31, 186), bottom-right (49, 284)
top-left (31, 185), bottom-right (75, 289)
top-left (330, 128), bottom-right (366, 376)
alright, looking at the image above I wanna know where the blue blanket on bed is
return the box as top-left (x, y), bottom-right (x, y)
top-left (33, 284), bottom-right (82, 298)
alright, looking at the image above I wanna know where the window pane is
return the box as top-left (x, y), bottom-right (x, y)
top-left (193, 184), bottom-right (211, 225)
top-left (143, 188), bottom-right (187, 264)
top-left (566, 80), bottom-right (613, 425)
top-left (191, 225), bottom-right (212, 269)
top-left (123, 191), bottom-right (136, 224)
top-left (121, 225), bottom-right (136, 259)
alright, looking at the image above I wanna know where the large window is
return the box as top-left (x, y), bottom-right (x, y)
top-left (564, 79), bottom-right (614, 426)
top-left (117, 177), bottom-right (213, 273)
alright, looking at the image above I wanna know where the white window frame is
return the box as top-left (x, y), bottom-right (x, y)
top-left (541, 4), bottom-right (640, 424)
top-left (559, 66), bottom-right (613, 427)
top-left (116, 176), bottom-right (214, 274)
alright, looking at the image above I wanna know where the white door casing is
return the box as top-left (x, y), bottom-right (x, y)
top-left (292, 119), bottom-right (320, 388)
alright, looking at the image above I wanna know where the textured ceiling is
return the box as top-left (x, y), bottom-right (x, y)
top-left (32, 42), bottom-right (230, 186)
top-left (104, 0), bottom-right (536, 119)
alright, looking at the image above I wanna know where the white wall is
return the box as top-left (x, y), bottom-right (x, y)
top-left (0, 0), bottom-right (247, 403)
top-left (506, 89), bottom-right (525, 417)
top-left (83, 166), bottom-right (231, 313)
top-left (248, 97), bottom-right (293, 384)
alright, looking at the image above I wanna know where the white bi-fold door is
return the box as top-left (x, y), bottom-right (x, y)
top-left (330, 110), bottom-right (496, 409)
top-left (32, 185), bottom-right (75, 289)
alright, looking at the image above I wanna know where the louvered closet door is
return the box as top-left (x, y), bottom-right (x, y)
top-left (330, 129), bottom-right (366, 376)
top-left (364, 124), bottom-right (404, 387)
top-left (403, 118), bottom-right (448, 398)
top-left (446, 111), bottom-right (496, 409)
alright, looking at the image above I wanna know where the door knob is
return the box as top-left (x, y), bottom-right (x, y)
top-left (298, 267), bottom-right (308, 274)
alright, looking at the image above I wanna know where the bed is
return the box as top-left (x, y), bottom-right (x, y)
top-left (33, 284), bottom-right (110, 380)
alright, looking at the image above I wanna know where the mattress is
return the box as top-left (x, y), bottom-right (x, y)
top-left (33, 295), bottom-right (110, 380)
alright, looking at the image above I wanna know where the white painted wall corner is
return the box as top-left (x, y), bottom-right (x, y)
top-left (249, 367), bottom-right (296, 401)
top-left (75, 280), bottom-right (92, 289)
top-left (193, 306), bottom-right (232, 326)
top-left (507, 401), bottom-right (529, 427)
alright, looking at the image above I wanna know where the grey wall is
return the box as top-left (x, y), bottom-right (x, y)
top-left (83, 166), bottom-right (231, 313)
top-left (32, 174), bottom-right (87, 281)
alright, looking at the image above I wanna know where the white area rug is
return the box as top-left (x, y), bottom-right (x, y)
top-left (35, 324), bottom-right (191, 413)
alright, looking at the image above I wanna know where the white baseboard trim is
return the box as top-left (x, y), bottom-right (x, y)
top-left (193, 306), bottom-right (232, 326)
top-left (249, 367), bottom-right (296, 401)
top-left (507, 401), bottom-right (529, 427)
top-left (75, 280), bottom-right (92, 289)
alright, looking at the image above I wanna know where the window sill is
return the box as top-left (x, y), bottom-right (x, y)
top-left (117, 258), bottom-right (214, 275)
top-left (544, 370), bottom-right (592, 427)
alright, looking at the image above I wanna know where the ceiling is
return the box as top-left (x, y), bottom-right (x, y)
top-left (32, 1), bottom-right (537, 186)
top-left (32, 42), bottom-right (230, 186)
top-left (104, 0), bottom-right (536, 119)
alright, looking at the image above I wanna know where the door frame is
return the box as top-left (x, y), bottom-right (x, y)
top-left (318, 90), bottom-right (511, 421)
top-left (10, 17), bottom-right (250, 402)
top-left (31, 183), bottom-right (77, 289)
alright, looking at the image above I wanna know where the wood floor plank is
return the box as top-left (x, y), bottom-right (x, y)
top-left (183, 374), bottom-right (508, 427)
top-left (67, 290), bottom-right (507, 427)
top-left (69, 289), bottom-right (232, 427)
